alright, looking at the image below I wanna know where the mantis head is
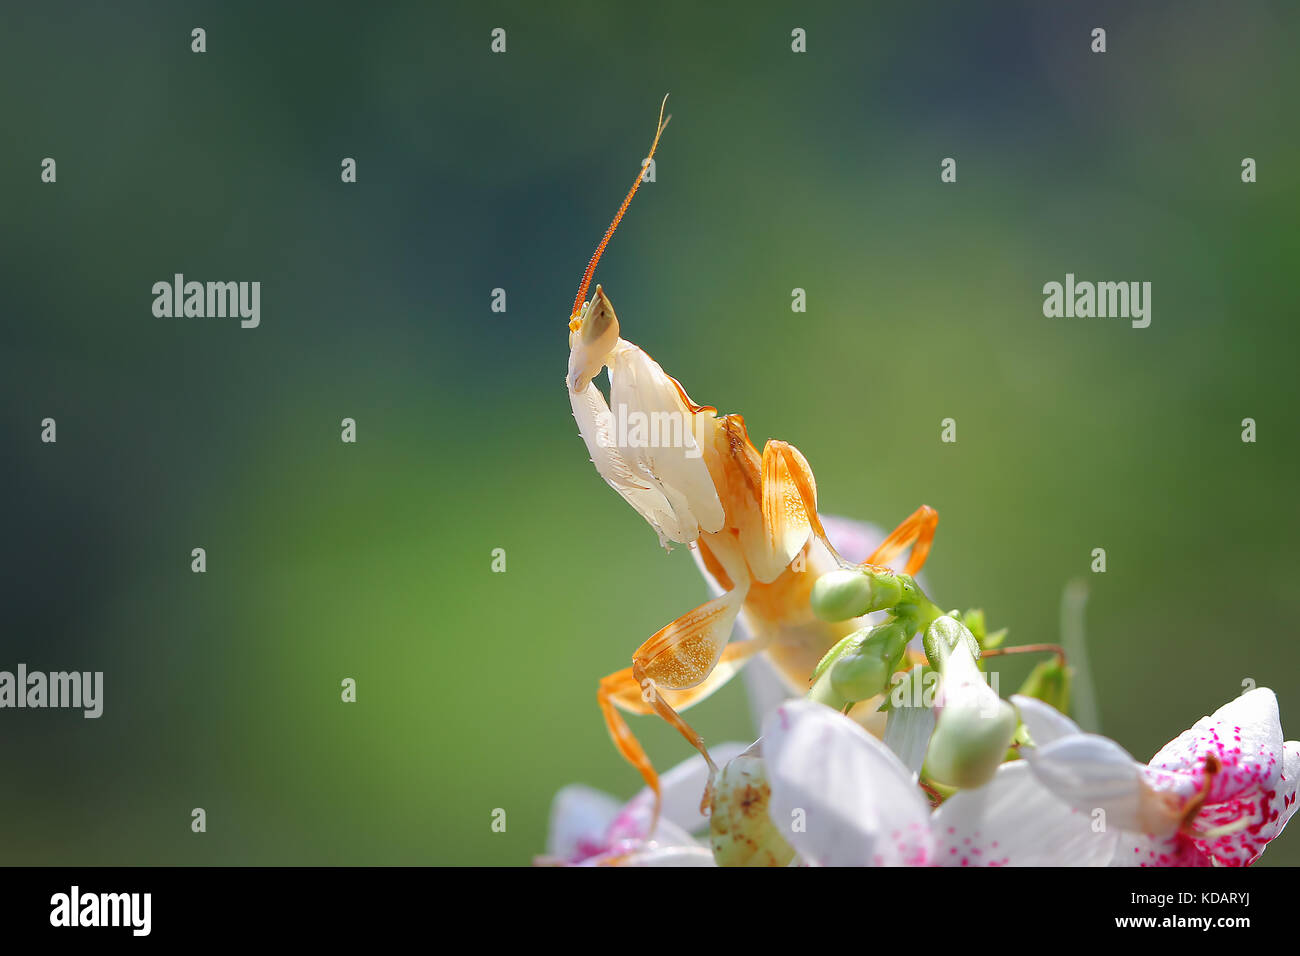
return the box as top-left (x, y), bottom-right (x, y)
top-left (567, 285), bottom-right (620, 393)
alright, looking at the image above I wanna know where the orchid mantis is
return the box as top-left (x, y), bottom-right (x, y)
top-left (564, 97), bottom-right (940, 817)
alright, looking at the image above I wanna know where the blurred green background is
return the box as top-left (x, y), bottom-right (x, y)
top-left (2, 1), bottom-right (1298, 865)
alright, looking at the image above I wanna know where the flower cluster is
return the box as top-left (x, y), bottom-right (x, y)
top-left (546, 688), bottom-right (1297, 867)
top-left (545, 557), bottom-right (1298, 867)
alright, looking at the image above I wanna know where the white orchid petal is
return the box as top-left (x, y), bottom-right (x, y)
top-left (1012, 694), bottom-right (1082, 747)
top-left (1147, 688), bottom-right (1284, 805)
top-left (546, 785), bottom-right (623, 862)
top-left (883, 701), bottom-right (936, 780)
top-left (933, 761), bottom-right (1117, 866)
top-left (610, 845), bottom-right (716, 867)
top-left (763, 700), bottom-right (933, 866)
top-left (607, 742), bottom-right (750, 844)
top-left (1027, 733), bottom-right (1148, 832)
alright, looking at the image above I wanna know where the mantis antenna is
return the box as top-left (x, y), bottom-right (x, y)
top-left (569, 94), bottom-right (672, 329)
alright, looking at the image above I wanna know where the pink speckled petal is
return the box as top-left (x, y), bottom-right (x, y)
top-left (1146, 688), bottom-right (1283, 805)
top-left (1262, 740), bottom-right (1300, 844)
top-left (763, 699), bottom-right (933, 866)
top-left (1012, 694), bottom-right (1082, 747)
top-left (1189, 739), bottom-right (1300, 867)
top-left (1111, 832), bottom-right (1212, 868)
top-left (933, 761), bottom-right (1117, 866)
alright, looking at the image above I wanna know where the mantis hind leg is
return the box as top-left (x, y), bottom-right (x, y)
top-left (596, 620), bottom-right (769, 834)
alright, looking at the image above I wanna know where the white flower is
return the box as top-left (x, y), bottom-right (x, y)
top-left (541, 744), bottom-right (748, 866)
top-left (761, 699), bottom-right (1115, 866)
top-left (1022, 688), bottom-right (1300, 867)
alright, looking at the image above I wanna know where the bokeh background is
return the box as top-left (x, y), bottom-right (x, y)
top-left (1, 1), bottom-right (1298, 865)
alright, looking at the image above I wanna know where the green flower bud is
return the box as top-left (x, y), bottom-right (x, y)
top-left (709, 754), bottom-right (795, 867)
top-left (1016, 658), bottom-right (1072, 714)
top-left (922, 615), bottom-right (981, 672)
top-left (829, 621), bottom-right (910, 703)
top-left (831, 650), bottom-right (891, 704)
top-left (925, 695), bottom-right (1018, 790)
top-left (810, 570), bottom-right (871, 621)
top-left (810, 568), bottom-right (905, 621)
top-left (924, 643), bottom-right (1017, 789)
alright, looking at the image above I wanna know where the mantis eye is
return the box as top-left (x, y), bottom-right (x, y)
top-left (567, 285), bottom-right (621, 393)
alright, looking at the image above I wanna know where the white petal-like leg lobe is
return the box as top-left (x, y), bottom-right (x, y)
top-left (1147, 688), bottom-right (1284, 804)
top-left (1111, 832), bottom-right (1211, 868)
top-left (932, 762), bottom-right (1117, 866)
top-left (1011, 694), bottom-right (1082, 748)
top-left (1026, 734), bottom-right (1148, 833)
top-left (569, 378), bottom-right (683, 543)
top-left (606, 341), bottom-right (724, 535)
top-left (762, 700), bottom-right (933, 866)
